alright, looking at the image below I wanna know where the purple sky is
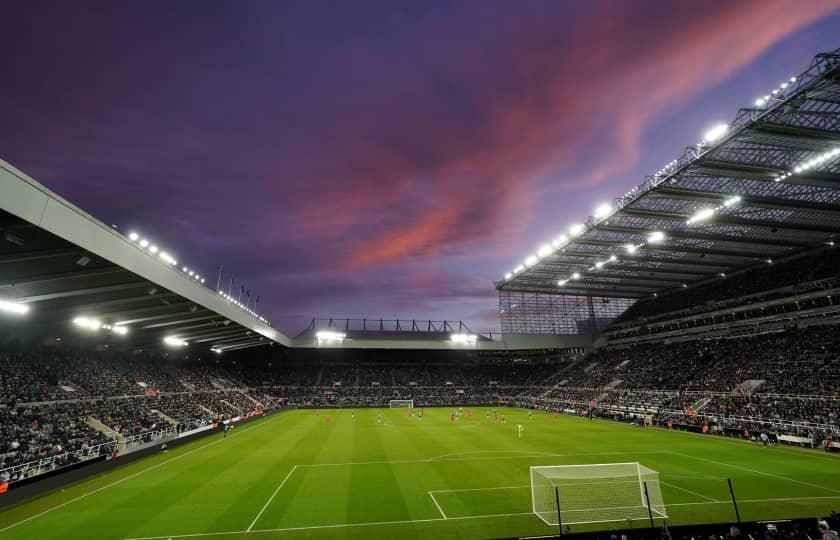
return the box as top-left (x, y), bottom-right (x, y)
top-left (2, 1), bottom-right (839, 335)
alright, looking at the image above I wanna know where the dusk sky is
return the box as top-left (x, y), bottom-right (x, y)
top-left (2, 1), bottom-right (839, 335)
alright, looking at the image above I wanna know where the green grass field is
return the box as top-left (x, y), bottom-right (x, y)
top-left (1, 407), bottom-right (838, 539)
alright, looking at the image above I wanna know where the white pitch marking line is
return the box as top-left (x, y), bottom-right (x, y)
top-left (297, 450), bottom-right (670, 468)
top-left (247, 465), bottom-right (298, 531)
top-left (668, 451), bottom-right (840, 494)
top-left (428, 491), bottom-right (447, 519)
top-left (430, 485), bottom-right (530, 494)
top-left (0, 416), bottom-right (277, 535)
top-left (123, 495), bottom-right (840, 540)
top-left (668, 495), bottom-right (840, 507)
top-left (124, 511), bottom-right (537, 539)
top-left (659, 480), bottom-right (721, 502)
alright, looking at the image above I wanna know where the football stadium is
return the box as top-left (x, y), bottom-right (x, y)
top-left (1, 6), bottom-right (840, 540)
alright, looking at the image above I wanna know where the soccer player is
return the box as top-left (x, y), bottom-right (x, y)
top-left (528, 410), bottom-right (532, 420)
top-left (760, 432), bottom-right (769, 447)
top-left (377, 413), bottom-right (382, 424)
top-left (517, 424), bottom-right (524, 439)
top-left (351, 410), bottom-right (355, 419)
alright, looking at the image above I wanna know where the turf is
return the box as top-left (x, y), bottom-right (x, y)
top-left (0, 407), bottom-right (838, 540)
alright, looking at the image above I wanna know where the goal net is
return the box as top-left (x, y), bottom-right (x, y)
top-left (389, 399), bottom-right (414, 408)
top-left (530, 462), bottom-right (666, 526)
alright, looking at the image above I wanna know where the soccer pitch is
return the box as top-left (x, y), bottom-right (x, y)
top-left (1, 408), bottom-right (838, 540)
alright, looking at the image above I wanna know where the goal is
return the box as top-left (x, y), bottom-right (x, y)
top-left (389, 399), bottom-right (414, 408)
top-left (530, 462), bottom-right (667, 526)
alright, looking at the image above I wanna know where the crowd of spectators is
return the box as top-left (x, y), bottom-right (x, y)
top-left (1, 322), bottom-right (838, 482)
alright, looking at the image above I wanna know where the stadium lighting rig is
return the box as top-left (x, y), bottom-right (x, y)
top-left (163, 336), bottom-right (188, 348)
top-left (127, 231), bottom-right (205, 284)
top-left (755, 77), bottom-right (798, 108)
top-left (72, 317), bottom-right (128, 335)
top-left (0, 299), bottom-right (29, 315)
top-left (450, 333), bottom-right (477, 345)
top-left (315, 330), bottom-right (346, 345)
top-left (686, 195), bottom-right (742, 225)
top-left (216, 290), bottom-right (269, 324)
top-left (702, 123), bottom-right (728, 144)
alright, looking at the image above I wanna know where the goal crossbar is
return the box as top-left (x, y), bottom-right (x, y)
top-left (389, 399), bottom-right (414, 408)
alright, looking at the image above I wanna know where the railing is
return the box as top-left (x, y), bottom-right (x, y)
top-left (0, 440), bottom-right (116, 485)
top-left (122, 426), bottom-right (179, 449)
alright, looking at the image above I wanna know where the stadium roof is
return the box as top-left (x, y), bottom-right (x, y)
top-left (497, 49), bottom-right (840, 300)
top-left (0, 160), bottom-right (289, 352)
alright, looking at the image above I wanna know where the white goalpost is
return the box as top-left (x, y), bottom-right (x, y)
top-left (530, 462), bottom-right (667, 527)
top-left (389, 399), bottom-right (414, 408)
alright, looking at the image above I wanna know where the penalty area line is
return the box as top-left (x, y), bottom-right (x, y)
top-left (247, 465), bottom-right (299, 531)
top-left (428, 491), bottom-right (447, 519)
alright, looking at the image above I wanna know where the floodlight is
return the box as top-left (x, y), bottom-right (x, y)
top-left (703, 123), bottom-right (728, 143)
top-left (149, 245), bottom-right (158, 254)
top-left (0, 299), bottom-right (29, 315)
top-left (687, 208), bottom-right (715, 224)
top-left (524, 255), bottom-right (538, 267)
top-left (163, 336), bottom-right (188, 347)
top-left (315, 331), bottom-right (346, 344)
top-left (552, 234), bottom-right (568, 248)
top-left (569, 223), bottom-right (585, 237)
top-left (139, 239), bottom-right (149, 248)
top-left (558, 279), bottom-right (568, 286)
top-left (625, 244), bottom-right (638, 254)
top-left (450, 333), bottom-right (477, 345)
top-left (504, 272), bottom-right (512, 280)
top-left (595, 261), bottom-right (605, 269)
top-left (608, 254), bottom-right (617, 262)
top-left (537, 244), bottom-right (552, 258)
top-left (647, 231), bottom-right (666, 244)
top-left (513, 265), bottom-right (524, 274)
top-left (571, 272), bottom-right (581, 280)
top-left (111, 325), bottom-right (129, 336)
top-left (73, 317), bottom-right (102, 330)
top-left (211, 348), bottom-right (222, 354)
top-left (594, 203), bottom-right (612, 219)
top-left (128, 232), bottom-right (139, 241)
top-left (723, 195), bottom-right (741, 207)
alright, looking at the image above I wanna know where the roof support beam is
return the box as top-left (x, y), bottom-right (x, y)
top-left (16, 282), bottom-right (150, 303)
top-left (652, 187), bottom-right (840, 215)
top-left (751, 122), bottom-right (840, 144)
top-left (619, 207), bottom-right (840, 235)
top-left (576, 237), bottom-right (769, 259)
top-left (142, 314), bottom-right (221, 329)
top-left (0, 267), bottom-right (127, 288)
top-left (695, 160), bottom-right (840, 189)
top-left (0, 248), bottom-right (84, 264)
top-left (194, 332), bottom-right (252, 344)
top-left (596, 224), bottom-right (810, 248)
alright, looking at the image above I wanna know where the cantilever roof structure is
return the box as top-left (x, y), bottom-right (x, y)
top-left (497, 49), bottom-right (840, 300)
top-left (0, 159), bottom-right (289, 352)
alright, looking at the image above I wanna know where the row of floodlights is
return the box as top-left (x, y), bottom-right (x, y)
top-left (127, 231), bottom-right (205, 284)
top-left (217, 290), bottom-right (268, 323)
top-left (503, 123), bottom-right (732, 281)
top-left (755, 77), bottom-right (798, 108)
top-left (73, 317), bottom-right (128, 335)
top-left (314, 330), bottom-right (479, 346)
top-left (0, 299), bottom-right (29, 315)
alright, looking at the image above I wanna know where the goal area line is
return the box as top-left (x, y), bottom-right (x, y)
top-left (123, 495), bottom-right (840, 540)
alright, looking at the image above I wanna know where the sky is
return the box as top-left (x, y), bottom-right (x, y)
top-left (1, 1), bottom-right (839, 336)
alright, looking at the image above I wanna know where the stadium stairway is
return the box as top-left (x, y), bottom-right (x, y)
top-left (734, 379), bottom-right (766, 395)
top-left (152, 409), bottom-right (179, 427)
top-left (85, 416), bottom-right (124, 449)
